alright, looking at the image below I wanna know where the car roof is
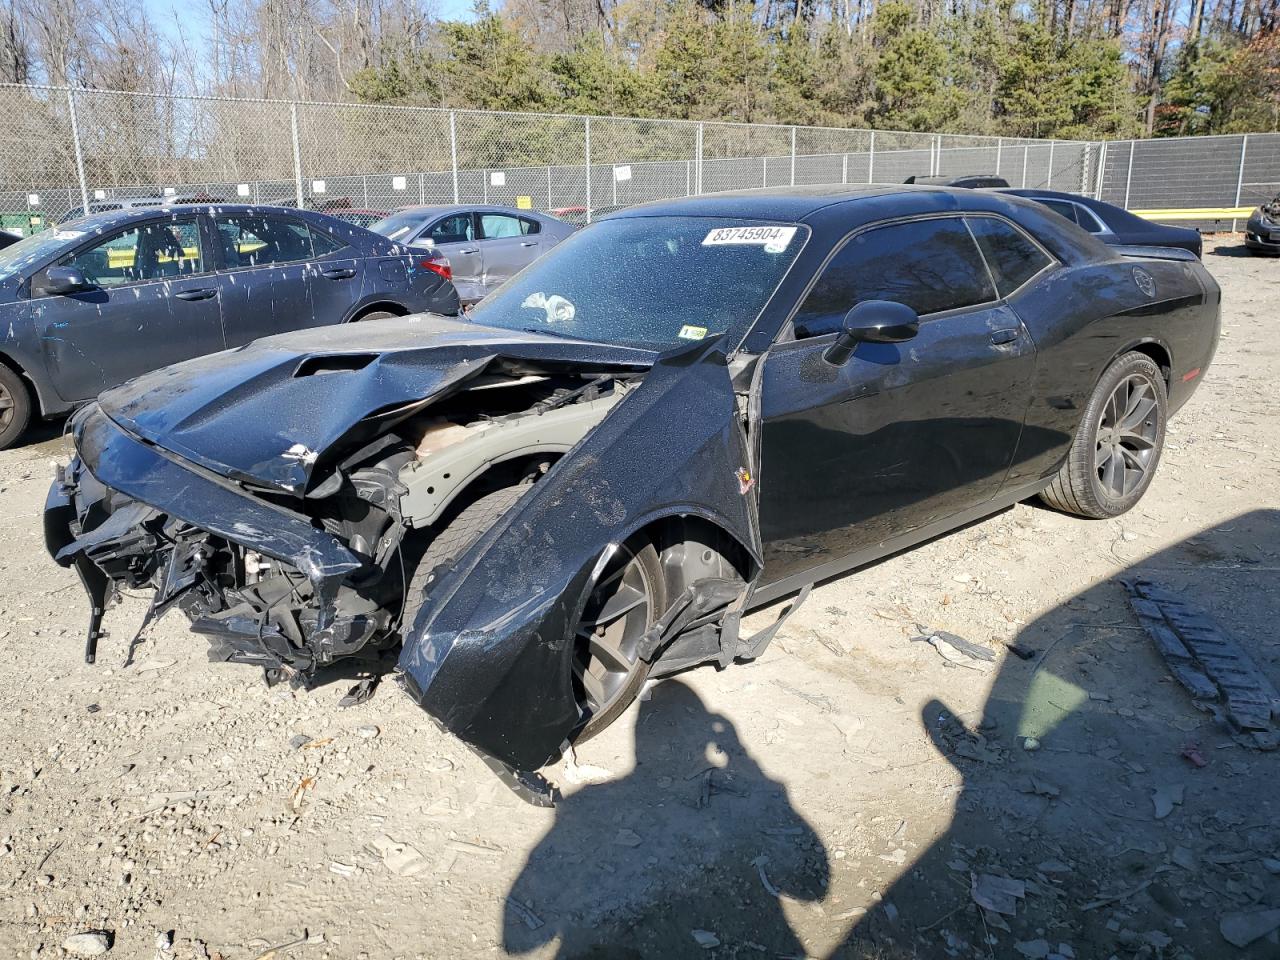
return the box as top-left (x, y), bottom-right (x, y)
top-left (59, 202), bottom-right (329, 234)
top-left (608, 184), bottom-right (1020, 223)
top-left (390, 204), bottom-right (549, 219)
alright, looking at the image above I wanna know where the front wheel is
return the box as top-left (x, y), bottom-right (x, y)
top-left (1040, 351), bottom-right (1168, 518)
top-left (0, 364), bottom-right (32, 451)
top-left (573, 536), bottom-right (667, 742)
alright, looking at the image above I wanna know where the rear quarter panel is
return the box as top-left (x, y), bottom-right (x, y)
top-left (1006, 255), bottom-right (1219, 486)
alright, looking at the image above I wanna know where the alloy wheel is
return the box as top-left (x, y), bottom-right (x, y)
top-left (0, 381), bottom-right (13, 430)
top-left (1095, 373), bottom-right (1160, 498)
top-left (573, 542), bottom-right (656, 719)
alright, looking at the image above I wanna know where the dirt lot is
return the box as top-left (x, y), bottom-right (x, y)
top-left (1, 238), bottom-right (1277, 960)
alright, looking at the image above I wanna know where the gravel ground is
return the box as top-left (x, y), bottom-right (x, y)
top-left (1, 238), bottom-right (1277, 960)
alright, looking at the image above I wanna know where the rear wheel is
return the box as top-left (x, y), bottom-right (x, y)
top-left (1040, 351), bottom-right (1167, 518)
top-left (0, 364), bottom-right (32, 451)
top-left (353, 309), bottom-right (397, 323)
top-left (573, 536), bottom-right (666, 742)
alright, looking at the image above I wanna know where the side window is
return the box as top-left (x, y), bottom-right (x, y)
top-left (793, 217), bottom-right (996, 337)
top-left (1073, 204), bottom-right (1107, 233)
top-left (427, 214), bottom-right (474, 245)
top-left (519, 217), bottom-right (540, 236)
top-left (310, 226), bottom-right (347, 257)
top-left (479, 214), bottom-right (523, 239)
top-left (216, 215), bottom-right (314, 269)
top-left (59, 218), bottom-right (206, 288)
top-left (1040, 199), bottom-right (1080, 224)
top-left (966, 217), bottom-right (1053, 298)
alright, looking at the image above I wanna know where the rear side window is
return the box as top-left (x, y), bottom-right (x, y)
top-left (479, 214), bottom-right (536, 239)
top-left (215, 215), bottom-right (314, 268)
top-left (966, 217), bottom-right (1053, 298)
top-left (1039, 199), bottom-right (1079, 224)
top-left (794, 217), bottom-right (995, 336)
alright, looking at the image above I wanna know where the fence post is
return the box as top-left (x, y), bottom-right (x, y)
top-left (584, 117), bottom-right (592, 220)
top-left (695, 122), bottom-right (703, 195)
top-left (932, 134), bottom-right (941, 176)
top-left (790, 126), bottom-right (796, 186)
top-left (1047, 141), bottom-right (1055, 188)
top-left (1123, 140), bottom-right (1135, 209)
top-left (1233, 134), bottom-right (1248, 232)
top-left (995, 137), bottom-right (1003, 179)
top-left (686, 159), bottom-right (691, 196)
top-left (449, 111), bottom-right (460, 204)
top-left (842, 153), bottom-right (848, 184)
top-left (1093, 141), bottom-right (1107, 199)
top-left (868, 130), bottom-right (875, 183)
top-left (1021, 146), bottom-right (1029, 188)
top-left (65, 88), bottom-right (90, 214)
top-left (547, 166), bottom-right (553, 209)
top-left (289, 101), bottom-right (304, 208)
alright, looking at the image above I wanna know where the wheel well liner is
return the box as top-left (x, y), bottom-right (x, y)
top-left (348, 301), bottom-right (408, 322)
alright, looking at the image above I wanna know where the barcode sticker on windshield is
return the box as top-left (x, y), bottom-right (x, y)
top-left (702, 226), bottom-right (797, 253)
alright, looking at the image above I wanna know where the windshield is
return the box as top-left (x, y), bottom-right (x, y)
top-left (369, 211), bottom-right (428, 242)
top-left (0, 227), bottom-right (79, 282)
top-left (469, 216), bottom-right (807, 351)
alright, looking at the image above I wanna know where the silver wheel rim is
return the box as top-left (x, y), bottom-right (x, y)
top-left (573, 544), bottom-right (654, 719)
top-left (1095, 373), bottom-right (1159, 498)
top-left (0, 381), bottom-right (13, 430)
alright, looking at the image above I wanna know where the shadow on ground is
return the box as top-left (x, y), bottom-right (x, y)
top-left (503, 509), bottom-right (1280, 958)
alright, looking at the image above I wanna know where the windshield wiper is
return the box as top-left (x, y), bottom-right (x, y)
top-left (519, 326), bottom-right (580, 341)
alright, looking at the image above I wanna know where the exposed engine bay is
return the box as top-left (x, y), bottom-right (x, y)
top-left (49, 363), bottom-right (638, 682)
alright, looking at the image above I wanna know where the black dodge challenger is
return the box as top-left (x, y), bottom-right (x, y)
top-left (45, 186), bottom-right (1220, 802)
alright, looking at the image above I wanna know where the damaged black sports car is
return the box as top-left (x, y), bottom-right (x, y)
top-left (46, 186), bottom-right (1221, 803)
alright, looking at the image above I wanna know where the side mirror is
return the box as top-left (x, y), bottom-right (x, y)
top-left (823, 299), bottom-right (919, 366)
top-left (41, 265), bottom-right (91, 296)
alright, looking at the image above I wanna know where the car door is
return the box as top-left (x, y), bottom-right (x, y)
top-left (476, 212), bottom-right (541, 293)
top-left (755, 215), bottom-right (1040, 587)
top-left (305, 223), bottom-right (364, 324)
top-left (414, 213), bottom-right (483, 304)
top-left (212, 213), bottom-right (316, 345)
top-left (30, 215), bottom-right (225, 403)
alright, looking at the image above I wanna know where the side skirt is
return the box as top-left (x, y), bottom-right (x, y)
top-left (747, 478), bottom-right (1053, 611)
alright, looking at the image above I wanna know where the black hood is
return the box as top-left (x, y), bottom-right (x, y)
top-left (95, 315), bottom-right (655, 493)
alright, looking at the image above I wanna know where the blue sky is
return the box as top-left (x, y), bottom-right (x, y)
top-left (142, 0), bottom-right (479, 56)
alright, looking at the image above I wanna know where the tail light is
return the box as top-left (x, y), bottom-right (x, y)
top-left (420, 255), bottom-right (452, 281)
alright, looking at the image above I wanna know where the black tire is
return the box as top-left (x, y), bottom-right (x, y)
top-left (574, 537), bottom-right (667, 743)
top-left (401, 485), bottom-right (529, 631)
top-left (0, 363), bottom-right (32, 451)
top-left (1040, 351), bottom-right (1167, 519)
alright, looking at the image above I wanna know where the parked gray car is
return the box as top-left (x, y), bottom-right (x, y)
top-left (0, 203), bottom-right (460, 449)
top-left (369, 205), bottom-right (577, 304)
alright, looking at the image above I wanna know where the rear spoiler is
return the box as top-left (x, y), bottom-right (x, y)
top-left (1113, 244), bottom-right (1200, 262)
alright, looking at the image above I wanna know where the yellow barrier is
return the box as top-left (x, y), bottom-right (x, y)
top-left (1130, 207), bottom-right (1255, 222)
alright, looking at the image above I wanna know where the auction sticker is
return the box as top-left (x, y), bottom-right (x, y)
top-left (702, 225), bottom-right (797, 253)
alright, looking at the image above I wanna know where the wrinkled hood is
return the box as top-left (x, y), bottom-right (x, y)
top-left (94, 315), bottom-right (655, 493)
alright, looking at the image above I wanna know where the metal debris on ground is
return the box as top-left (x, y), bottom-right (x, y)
top-left (914, 625), bottom-right (996, 671)
top-left (691, 930), bottom-right (720, 949)
top-left (1219, 908), bottom-right (1280, 948)
top-left (970, 873), bottom-right (1026, 916)
top-left (1123, 579), bottom-right (1279, 744)
top-left (751, 855), bottom-right (800, 902)
top-left (505, 897), bottom-right (544, 931)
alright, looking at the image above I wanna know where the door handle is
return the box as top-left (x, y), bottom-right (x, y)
top-left (321, 267), bottom-right (356, 280)
top-left (990, 328), bottom-right (1020, 345)
top-left (520, 241), bottom-right (537, 247)
top-left (174, 288), bottom-right (217, 301)
top-left (458, 248), bottom-right (479, 255)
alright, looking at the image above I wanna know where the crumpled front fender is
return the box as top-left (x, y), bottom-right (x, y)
top-left (398, 341), bottom-right (760, 772)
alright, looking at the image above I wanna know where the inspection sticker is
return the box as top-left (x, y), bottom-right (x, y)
top-left (677, 324), bottom-right (708, 340)
top-left (702, 225), bottom-right (797, 253)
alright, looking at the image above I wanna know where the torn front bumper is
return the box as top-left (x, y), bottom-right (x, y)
top-left (46, 404), bottom-right (364, 666)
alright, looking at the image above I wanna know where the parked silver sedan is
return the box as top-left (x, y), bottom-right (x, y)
top-left (369, 205), bottom-right (577, 304)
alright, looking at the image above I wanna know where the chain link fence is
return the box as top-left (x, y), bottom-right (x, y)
top-left (0, 83), bottom-right (1274, 236)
